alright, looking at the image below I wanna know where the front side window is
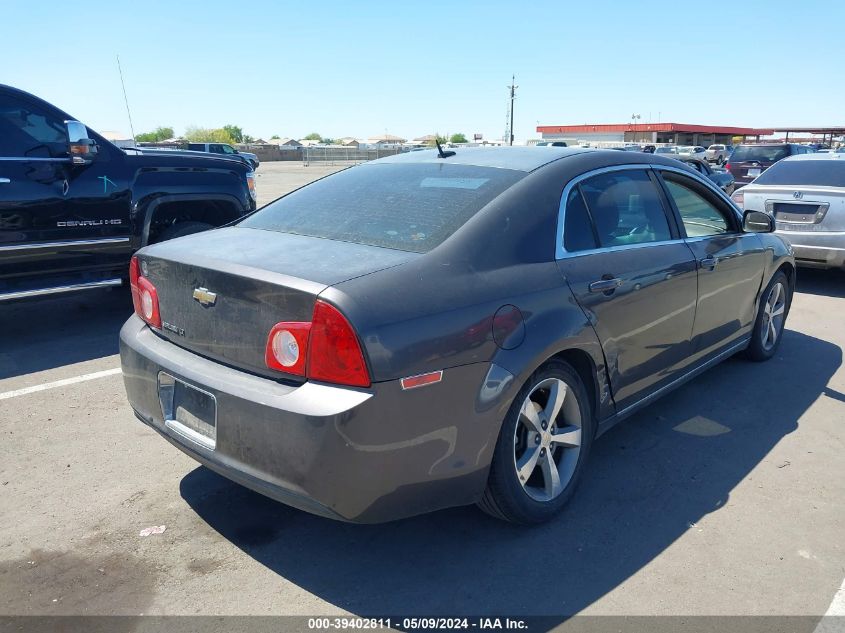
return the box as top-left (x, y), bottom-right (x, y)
top-left (578, 170), bottom-right (672, 247)
top-left (221, 144), bottom-right (236, 154)
top-left (0, 96), bottom-right (67, 158)
top-left (662, 174), bottom-right (732, 237)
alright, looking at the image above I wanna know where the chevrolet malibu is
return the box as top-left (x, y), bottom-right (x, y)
top-left (120, 147), bottom-right (795, 524)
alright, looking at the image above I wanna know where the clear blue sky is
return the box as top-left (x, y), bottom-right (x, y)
top-left (2, 0), bottom-right (842, 142)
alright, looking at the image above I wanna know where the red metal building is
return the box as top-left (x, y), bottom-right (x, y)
top-left (537, 122), bottom-right (774, 146)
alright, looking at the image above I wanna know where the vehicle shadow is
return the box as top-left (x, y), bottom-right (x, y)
top-left (0, 288), bottom-right (132, 380)
top-left (796, 268), bottom-right (845, 299)
top-left (180, 330), bottom-right (840, 620)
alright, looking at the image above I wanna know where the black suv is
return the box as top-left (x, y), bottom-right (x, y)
top-left (727, 143), bottom-right (814, 186)
top-left (0, 85), bottom-right (257, 302)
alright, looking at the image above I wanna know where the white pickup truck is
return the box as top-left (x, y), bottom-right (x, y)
top-left (705, 144), bottom-right (730, 165)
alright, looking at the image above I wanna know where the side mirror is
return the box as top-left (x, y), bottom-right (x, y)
top-left (743, 210), bottom-right (775, 233)
top-left (66, 120), bottom-right (98, 165)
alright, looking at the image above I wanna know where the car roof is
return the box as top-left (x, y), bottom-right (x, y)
top-left (781, 153), bottom-right (844, 162)
top-left (372, 146), bottom-right (595, 172)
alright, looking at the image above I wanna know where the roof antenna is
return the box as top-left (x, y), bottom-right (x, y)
top-left (436, 139), bottom-right (455, 158)
top-left (116, 55), bottom-right (137, 147)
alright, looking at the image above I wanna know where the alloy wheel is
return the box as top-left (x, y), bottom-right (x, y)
top-left (761, 281), bottom-right (786, 351)
top-left (512, 377), bottom-right (582, 502)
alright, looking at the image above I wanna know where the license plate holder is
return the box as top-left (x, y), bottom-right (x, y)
top-left (747, 168), bottom-right (761, 177)
top-left (158, 373), bottom-right (217, 450)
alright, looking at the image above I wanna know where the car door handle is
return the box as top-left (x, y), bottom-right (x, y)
top-left (0, 178), bottom-right (10, 184)
top-left (699, 257), bottom-right (719, 270)
top-left (589, 277), bottom-right (623, 293)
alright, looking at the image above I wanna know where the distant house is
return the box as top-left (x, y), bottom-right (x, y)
top-left (299, 139), bottom-right (322, 147)
top-left (339, 137), bottom-right (360, 147)
top-left (277, 138), bottom-right (302, 147)
top-left (412, 134), bottom-right (437, 144)
top-left (367, 134), bottom-right (407, 146)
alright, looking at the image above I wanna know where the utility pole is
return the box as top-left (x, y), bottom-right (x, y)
top-left (506, 75), bottom-right (518, 146)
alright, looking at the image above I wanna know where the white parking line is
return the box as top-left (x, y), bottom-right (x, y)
top-left (815, 576), bottom-right (845, 633)
top-left (0, 368), bottom-right (122, 401)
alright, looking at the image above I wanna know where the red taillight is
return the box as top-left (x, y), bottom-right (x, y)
top-left (129, 255), bottom-right (161, 329)
top-left (308, 301), bottom-right (370, 387)
top-left (724, 162), bottom-right (731, 171)
top-left (265, 300), bottom-right (370, 388)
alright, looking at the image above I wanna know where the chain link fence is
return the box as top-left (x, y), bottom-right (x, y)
top-left (302, 146), bottom-right (411, 166)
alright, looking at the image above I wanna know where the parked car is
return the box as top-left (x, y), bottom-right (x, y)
top-left (0, 84), bottom-right (257, 302)
top-left (641, 144), bottom-right (656, 154)
top-left (536, 141), bottom-right (567, 147)
top-left (678, 146), bottom-right (708, 160)
top-left (705, 144), bottom-right (731, 165)
top-left (726, 143), bottom-right (813, 186)
top-left (187, 142), bottom-right (260, 169)
top-left (732, 153), bottom-right (845, 269)
top-left (654, 145), bottom-right (680, 156)
top-left (678, 157), bottom-right (736, 195)
top-left (120, 147), bottom-right (794, 524)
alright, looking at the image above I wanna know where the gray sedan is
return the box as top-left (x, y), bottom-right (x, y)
top-left (120, 147), bottom-right (795, 524)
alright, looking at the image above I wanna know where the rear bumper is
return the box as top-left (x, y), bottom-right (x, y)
top-left (119, 315), bottom-right (512, 522)
top-left (774, 230), bottom-right (845, 269)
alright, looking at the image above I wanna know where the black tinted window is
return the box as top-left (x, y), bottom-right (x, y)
top-left (240, 163), bottom-right (524, 253)
top-left (563, 187), bottom-right (597, 252)
top-left (730, 145), bottom-right (790, 162)
top-left (580, 170), bottom-right (672, 247)
top-left (754, 159), bottom-right (845, 187)
top-left (0, 96), bottom-right (67, 158)
top-left (663, 175), bottom-right (731, 237)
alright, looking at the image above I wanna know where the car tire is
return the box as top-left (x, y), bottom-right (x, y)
top-left (155, 221), bottom-right (214, 243)
top-left (744, 271), bottom-right (791, 362)
top-left (478, 360), bottom-right (595, 524)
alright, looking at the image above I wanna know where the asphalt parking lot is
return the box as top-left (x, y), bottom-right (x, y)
top-left (1, 163), bottom-right (844, 623)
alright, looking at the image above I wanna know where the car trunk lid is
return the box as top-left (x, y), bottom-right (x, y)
top-left (137, 226), bottom-right (417, 380)
top-left (739, 186), bottom-right (845, 231)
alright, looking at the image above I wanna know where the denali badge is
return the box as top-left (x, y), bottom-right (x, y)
top-left (192, 287), bottom-right (217, 307)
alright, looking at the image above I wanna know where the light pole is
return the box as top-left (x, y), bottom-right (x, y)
top-left (507, 75), bottom-right (518, 146)
top-left (630, 113), bottom-right (641, 142)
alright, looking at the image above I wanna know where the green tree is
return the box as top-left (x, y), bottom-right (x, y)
top-left (303, 132), bottom-right (322, 141)
top-left (242, 134), bottom-right (255, 143)
top-left (426, 134), bottom-right (448, 146)
top-left (322, 137), bottom-right (336, 145)
top-left (270, 135), bottom-right (280, 140)
top-left (449, 133), bottom-right (468, 144)
top-left (184, 126), bottom-right (236, 144)
top-left (222, 125), bottom-right (244, 143)
top-left (135, 126), bottom-right (174, 142)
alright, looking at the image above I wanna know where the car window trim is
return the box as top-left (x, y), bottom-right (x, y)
top-left (556, 164), bottom-right (680, 259)
top-left (653, 168), bottom-right (741, 237)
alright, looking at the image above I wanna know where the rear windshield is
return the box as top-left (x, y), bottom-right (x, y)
top-left (753, 159), bottom-right (845, 187)
top-left (240, 163), bottom-right (525, 253)
top-left (730, 145), bottom-right (790, 162)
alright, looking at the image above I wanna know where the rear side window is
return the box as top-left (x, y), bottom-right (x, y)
top-left (754, 159), bottom-right (845, 187)
top-left (563, 188), bottom-right (598, 252)
top-left (730, 145), bottom-right (790, 162)
top-left (240, 163), bottom-right (525, 253)
top-left (578, 170), bottom-right (672, 247)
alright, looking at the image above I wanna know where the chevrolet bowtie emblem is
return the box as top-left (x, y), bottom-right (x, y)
top-left (192, 287), bottom-right (217, 306)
